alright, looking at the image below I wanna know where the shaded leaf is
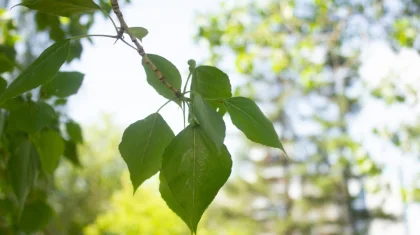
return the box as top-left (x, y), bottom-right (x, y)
top-left (224, 97), bottom-right (286, 154)
top-left (160, 125), bottom-right (232, 234)
top-left (32, 129), bottom-right (65, 174)
top-left (8, 140), bottom-right (39, 207)
top-left (42, 71), bottom-right (84, 98)
top-left (119, 113), bottom-right (174, 192)
top-left (0, 40), bottom-right (71, 103)
top-left (66, 121), bottom-right (83, 144)
top-left (129, 27), bottom-right (148, 41)
top-left (0, 78), bottom-right (6, 137)
top-left (8, 101), bottom-right (56, 133)
top-left (0, 45), bottom-right (16, 73)
top-left (192, 94), bottom-right (225, 151)
top-left (0, 199), bottom-right (14, 215)
top-left (19, 200), bottom-right (54, 233)
top-left (0, 96), bottom-right (25, 111)
top-left (63, 140), bottom-right (81, 166)
top-left (0, 54), bottom-right (15, 73)
top-left (0, 77), bottom-right (7, 95)
top-left (142, 54), bottom-right (182, 101)
top-left (16, 0), bottom-right (100, 17)
top-left (0, 110), bottom-right (5, 138)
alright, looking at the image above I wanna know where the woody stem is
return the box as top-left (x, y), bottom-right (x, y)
top-left (110, 0), bottom-right (181, 98)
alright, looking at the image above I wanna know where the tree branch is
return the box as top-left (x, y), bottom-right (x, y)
top-left (110, 0), bottom-right (181, 97)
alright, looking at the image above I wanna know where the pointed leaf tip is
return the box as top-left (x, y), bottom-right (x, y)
top-left (159, 125), bottom-right (232, 233)
top-left (119, 113), bottom-right (174, 192)
top-left (0, 40), bottom-right (71, 103)
top-left (129, 27), bottom-right (149, 42)
top-left (224, 97), bottom-right (287, 154)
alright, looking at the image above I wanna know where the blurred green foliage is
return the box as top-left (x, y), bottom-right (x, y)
top-left (0, 0), bottom-right (129, 233)
top-left (84, 173), bottom-right (258, 235)
top-left (195, 0), bottom-right (420, 234)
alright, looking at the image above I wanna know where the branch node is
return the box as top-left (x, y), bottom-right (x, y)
top-left (110, 0), bottom-right (180, 97)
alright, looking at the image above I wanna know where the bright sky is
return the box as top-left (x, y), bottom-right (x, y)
top-left (68, 0), bottom-right (222, 132)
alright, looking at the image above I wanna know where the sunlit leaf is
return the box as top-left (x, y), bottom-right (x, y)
top-left (160, 125), bottom-right (232, 234)
top-left (0, 40), bottom-right (71, 103)
top-left (192, 94), bottom-right (225, 151)
top-left (129, 27), bottom-right (148, 41)
top-left (119, 113), bottom-right (174, 192)
top-left (32, 129), bottom-right (65, 174)
top-left (142, 54), bottom-right (182, 102)
top-left (16, 0), bottom-right (100, 17)
top-left (224, 97), bottom-right (287, 154)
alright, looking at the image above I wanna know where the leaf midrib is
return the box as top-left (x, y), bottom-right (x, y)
top-left (139, 114), bottom-right (158, 164)
top-left (225, 100), bottom-right (260, 124)
top-left (0, 40), bottom-right (70, 102)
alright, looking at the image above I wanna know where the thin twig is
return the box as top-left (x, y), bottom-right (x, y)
top-left (120, 38), bottom-right (138, 51)
top-left (110, 0), bottom-right (181, 98)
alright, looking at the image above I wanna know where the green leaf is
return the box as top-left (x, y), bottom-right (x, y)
top-left (191, 66), bottom-right (231, 113)
top-left (66, 121), bottom-right (83, 144)
top-left (16, 0), bottom-right (100, 17)
top-left (19, 200), bottom-right (54, 233)
top-left (42, 71), bottom-right (84, 98)
top-left (54, 98), bottom-right (67, 106)
top-left (217, 104), bottom-right (227, 116)
top-left (0, 54), bottom-right (15, 73)
top-left (191, 66), bottom-right (232, 99)
top-left (0, 110), bottom-right (5, 138)
top-left (32, 129), bottom-right (65, 174)
top-left (0, 78), bottom-right (6, 137)
top-left (63, 140), bottom-right (81, 166)
top-left (142, 54), bottom-right (182, 101)
top-left (0, 40), bottom-right (71, 103)
top-left (129, 27), bottom-right (148, 42)
top-left (224, 97), bottom-right (286, 153)
top-left (8, 140), bottom-right (39, 207)
top-left (159, 125), bottom-right (232, 234)
top-left (8, 101), bottom-right (56, 133)
top-left (0, 77), bottom-right (7, 95)
top-left (192, 94), bottom-right (225, 151)
top-left (0, 45), bottom-right (16, 73)
top-left (119, 113), bottom-right (174, 192)
top-left (0, 96), bottom-right (25, 111)
top-left (0, 199), bottom-right (14, 215)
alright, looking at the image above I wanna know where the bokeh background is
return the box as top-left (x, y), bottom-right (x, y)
top-left (1, 0), bottom-right (420, 234)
